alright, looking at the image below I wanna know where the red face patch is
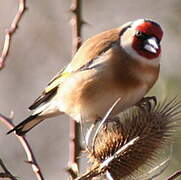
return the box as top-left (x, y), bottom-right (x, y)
top-left (136, 22), bottom-right (163, 41)
top-left (132, 21), bottom-right (163, 59)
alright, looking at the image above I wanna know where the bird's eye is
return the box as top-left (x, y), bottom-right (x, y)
top-left (135, 30), bottom-right (144, 37)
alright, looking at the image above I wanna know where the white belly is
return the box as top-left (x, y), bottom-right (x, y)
top-left (55, 70), bottom-right (148, 122)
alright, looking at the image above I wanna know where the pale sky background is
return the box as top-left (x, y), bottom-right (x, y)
top-left (0, 0), bottom-right (181, 179)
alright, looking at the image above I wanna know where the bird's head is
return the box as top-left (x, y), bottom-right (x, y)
top-left (120, 19), bottom-right (163, 64)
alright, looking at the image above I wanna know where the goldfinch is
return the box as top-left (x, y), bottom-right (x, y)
top-left (7, 19), bottom-right (163, 136)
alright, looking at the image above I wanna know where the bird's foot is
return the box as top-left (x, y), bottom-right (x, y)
top-left (136, 96), bottom-right (157, 112)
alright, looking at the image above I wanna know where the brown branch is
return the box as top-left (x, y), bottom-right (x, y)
top-left (70, 0), bottom-right (82, 55)
top-left (0, 114), bottom-right (44, 180)
top-left (0, 159), bottom-right (17, 180)
top-left (68, 0), bottom-right (83, 177)
top-left (167, 170), bottom-right (181, 180)
top-left (0, 0), bottom-right (27, 69)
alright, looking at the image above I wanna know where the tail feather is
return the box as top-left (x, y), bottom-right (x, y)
top-left (7, 102), bottom-right (61, 136)
top-left (7, 114), bottom-right (44, 136)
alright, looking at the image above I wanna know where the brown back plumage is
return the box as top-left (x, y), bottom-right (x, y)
top-left (29, 26), bottom-right (124, 110)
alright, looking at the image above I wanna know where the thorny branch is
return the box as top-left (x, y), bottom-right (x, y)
top-left (0, 0), bottom-right (27, 69)
top-left (68, 0), bottom-right (83, 177)
top-left (0, 159), bottom-right (17, 180)
top-left (0, 114), bottom-right (44, 180)
top-left (70, 0), bottom-right (82, 55)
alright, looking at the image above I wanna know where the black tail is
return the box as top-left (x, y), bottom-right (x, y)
top-left (7, 113), bottom-right (42, 136)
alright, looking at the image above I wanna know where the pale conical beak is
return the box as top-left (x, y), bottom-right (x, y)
top-left (144, 37), bottom-right (159, 54)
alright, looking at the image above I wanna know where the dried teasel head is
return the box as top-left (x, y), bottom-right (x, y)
top-left (84, 97), bottom-right (181, 180)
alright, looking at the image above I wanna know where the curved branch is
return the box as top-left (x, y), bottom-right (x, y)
top-left (0, 0), bottom-right (27, 69)
top-left (167, 170), bottom-right (181, 180)
top-left (0, 114), bottom-right (44, 180)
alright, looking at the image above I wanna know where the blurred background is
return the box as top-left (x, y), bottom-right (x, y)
top-left (0, 0), bottom-right (180, 179)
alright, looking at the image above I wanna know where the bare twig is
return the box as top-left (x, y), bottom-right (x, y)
top-left (0, 114), bottom-right (44, 180)
top-left (0, 159), bottom-right (17, 180)
top-left (68, 0), bottom-right (83, 176)
top-left (0, 0), bottom-right (27, 69)
top-left (0, 0), bottom-right (43, 179)
top-left (167, 170), bottom-right (181, 180)
top-left (70, 0), bottom-right (82, 55)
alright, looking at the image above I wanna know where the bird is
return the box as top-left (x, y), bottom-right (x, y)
top-left (7, 19), bottom-right (163, 136)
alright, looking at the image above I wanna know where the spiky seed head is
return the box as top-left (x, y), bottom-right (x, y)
top-left (87, 97), bottom-right (181, 180)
